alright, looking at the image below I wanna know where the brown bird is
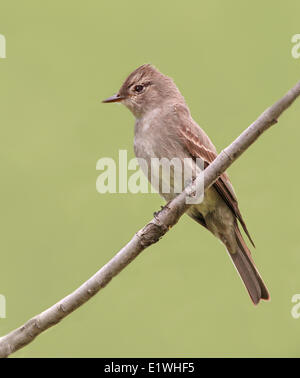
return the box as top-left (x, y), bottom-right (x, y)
top-left (103, 64), bottom-right (270, 305)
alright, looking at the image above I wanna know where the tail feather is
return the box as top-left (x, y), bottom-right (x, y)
top-left (228, 224), bottom-right (270, 305)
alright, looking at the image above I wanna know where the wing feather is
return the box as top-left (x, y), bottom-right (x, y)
top-left (174, 106), bottom-right (255, 247)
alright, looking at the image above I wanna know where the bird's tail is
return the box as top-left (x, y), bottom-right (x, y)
top-left (227, 224), bottom-right (270, 305)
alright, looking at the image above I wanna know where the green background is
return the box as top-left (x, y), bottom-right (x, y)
top-left (0, 0), bottom-right (300, 357)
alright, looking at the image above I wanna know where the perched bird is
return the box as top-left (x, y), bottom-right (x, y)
top-left (103, 64), bottom-right (270, 305)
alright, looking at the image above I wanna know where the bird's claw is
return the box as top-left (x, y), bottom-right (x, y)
top-left (153, 203), bottom-right (171, 218)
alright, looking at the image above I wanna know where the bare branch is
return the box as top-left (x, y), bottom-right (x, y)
top-left (0, 81), bottom-right (300, 358)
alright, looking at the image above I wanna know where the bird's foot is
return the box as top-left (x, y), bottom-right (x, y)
top-left (153, 202), bottom-right (171, 218)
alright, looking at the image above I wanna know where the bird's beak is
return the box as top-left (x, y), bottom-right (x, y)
top-left (102, 93), bottom-right (125, 103)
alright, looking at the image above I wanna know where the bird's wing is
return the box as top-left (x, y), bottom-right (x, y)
top-left (174, 105), bottom-right (255, 247)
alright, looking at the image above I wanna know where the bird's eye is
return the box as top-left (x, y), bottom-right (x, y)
top-left (134, 85), bottom-right (144, 93)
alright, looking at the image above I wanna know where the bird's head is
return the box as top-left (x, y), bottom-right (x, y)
top-left (102, 64), bottom-right (183, 118)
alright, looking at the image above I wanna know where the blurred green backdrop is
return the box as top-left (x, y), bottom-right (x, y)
top-left (0, 0), bottom-right (300, 358)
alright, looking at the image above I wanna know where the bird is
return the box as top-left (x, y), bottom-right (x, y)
top-left (103, 64), bottom-right (270, 305)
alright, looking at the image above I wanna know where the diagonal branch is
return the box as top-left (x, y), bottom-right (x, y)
top-left (1, 80), bottom-right (300, 358)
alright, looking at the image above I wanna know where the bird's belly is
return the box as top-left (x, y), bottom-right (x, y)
top-left (136, 148), bottom-right (207, 203)
top-left (193, 187), bottom-right (221, 215)
top-left (134, 131), bottom-right (210, 203)
top-left (138, 156), bottom-right (188, 201)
